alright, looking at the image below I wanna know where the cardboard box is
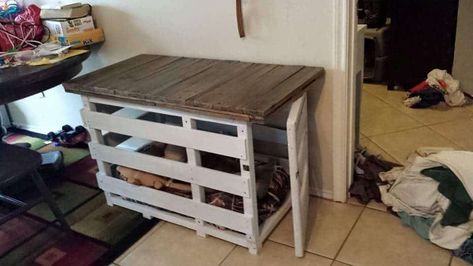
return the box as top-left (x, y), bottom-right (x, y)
top-left (57, 28), bottom-right (104, 47)
top-left (43, 16), bottom-right (95, 38)
top-left (40, 4), bottom-right (92, 20)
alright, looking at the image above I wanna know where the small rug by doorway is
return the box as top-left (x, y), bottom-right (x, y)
top-left (1, 133), bottom-right (158, 265)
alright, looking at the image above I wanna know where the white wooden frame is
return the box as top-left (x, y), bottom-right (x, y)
top-left (80, 92), bottom-right (309, 256)
top-left (332, 0), bottom-right (358, 202)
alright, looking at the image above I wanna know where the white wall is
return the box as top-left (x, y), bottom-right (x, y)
top-left (453, 0), bottom-right (473, 95)
top-left (11, 0), bottom-right (343, 198)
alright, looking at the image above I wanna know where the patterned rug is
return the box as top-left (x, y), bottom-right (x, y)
top-left (1, 133), bottom-right (158, 265)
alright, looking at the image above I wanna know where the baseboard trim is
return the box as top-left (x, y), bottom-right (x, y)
top-left (11, 122), bottom-right (49, 136)
top-left (310, 187), bottom-right (333, 200)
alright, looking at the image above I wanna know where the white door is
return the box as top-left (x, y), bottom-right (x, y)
top-left (287, 92), bottom-right (310, 257)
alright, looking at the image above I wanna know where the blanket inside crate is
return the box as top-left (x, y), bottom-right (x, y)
top-left (111, 143), bottom-right (290, 223)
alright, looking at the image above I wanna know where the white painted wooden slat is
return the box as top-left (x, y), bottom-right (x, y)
top-left (183, 116), bottom-right (207, 237)
top-left (90, 143), bottom-right (249, 197)
top-left (102, 107), bottom-right (148, 135)
top-left (287, 92), bottom-right (310, 258)
top-left (81, 96), bottom-right (114, 205)
top-left (109, 194), bottom-right (250, 247)
top-left (82, 109), bottom-right (247, 159)
top-left (238, 123), bottom-right (260, 254)
top-left (87, 96), bottom-right (246, 127)
top-left (97, 173), bottom-right (251, 234)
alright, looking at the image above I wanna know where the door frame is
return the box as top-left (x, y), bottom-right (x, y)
top-left (332, 0), bottom-right (358, 202)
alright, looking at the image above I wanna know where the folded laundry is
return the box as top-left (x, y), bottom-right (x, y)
top-left (379, 150), bottom-right (473, 249)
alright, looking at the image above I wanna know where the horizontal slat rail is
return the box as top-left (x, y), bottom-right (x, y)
top-left (107, 195), bottom-right (250, 247)
top-left (82, 109), bottom-right (247, 159)
top-left (87, 96), bottom-right (246, 127)
top-left (102, 107), bottom-right (148, 136)
top-left (90, 143), bottom-right (250, 197)
top-left (97, 173), bottom-right (252, 234)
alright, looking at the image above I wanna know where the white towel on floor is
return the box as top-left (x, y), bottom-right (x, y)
top-left (379, 150), bottom-right (473, 249)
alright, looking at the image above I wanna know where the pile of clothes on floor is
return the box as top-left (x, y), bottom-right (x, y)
top-left (351, 147), bottom-right (473, 265)
top-left (403, 69), bottom-right (468, 109)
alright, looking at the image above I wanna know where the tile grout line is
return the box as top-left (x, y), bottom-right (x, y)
top-left (448, 254), bottom-right (453, 266)
top-left (266, 239), bottom-right (335, 261)
top-left (217, 245), bottom-right (237, 266)
top-left (114, 221), bottom-right (166, 264)
top-left (331, 205), bottom-right (367, 264)
top-left (364, 124), bottom-right (426, 139)
top-left (426, 124), bottom-right (470, 151)
top-left (362, 86), bottom-right (473, 127)
top-left (363, 136), bottom-right (401, 164)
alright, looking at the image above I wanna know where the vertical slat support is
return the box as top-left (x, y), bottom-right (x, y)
top-left (238, 123), bottom-right (260, 254)
top-left (183, 116), bottom-right (207, 238)
top-left (81, 96), bottom-right (114, 206)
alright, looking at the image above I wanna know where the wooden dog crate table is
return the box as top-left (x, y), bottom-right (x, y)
top-left (64, 54), bottom-right (324, 257)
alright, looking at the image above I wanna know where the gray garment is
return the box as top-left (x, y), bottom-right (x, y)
top-left (398, 212), bottom-right (434, 240)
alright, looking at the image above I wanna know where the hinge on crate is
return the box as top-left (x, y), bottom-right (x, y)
top-left (243, 165), bottom-right (250, 171)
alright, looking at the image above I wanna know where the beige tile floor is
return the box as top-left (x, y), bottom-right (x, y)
top-left (113, 84), bottom-right (473, 266)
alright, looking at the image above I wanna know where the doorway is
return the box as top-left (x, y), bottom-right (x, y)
top-left (355, 0), bottom-right (473, 199)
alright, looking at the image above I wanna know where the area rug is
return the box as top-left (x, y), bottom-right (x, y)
top-left (2, 133), bottom-right (47, 150)
top-left (0, 133), bottom-right (158, 265)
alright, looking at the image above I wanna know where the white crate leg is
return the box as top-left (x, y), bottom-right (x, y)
top-left (183, 117), bottom-right (207, 238)
top-left (81, 96), bottom-right (114, 206)
top-left (238, 123), bottom-right (260, 254)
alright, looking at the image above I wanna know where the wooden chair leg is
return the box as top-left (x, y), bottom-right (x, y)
top-left (31, 171), bottom-right (70, 230)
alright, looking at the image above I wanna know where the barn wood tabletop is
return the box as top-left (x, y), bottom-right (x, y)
top-left (64, 54), bottom-right (324, 122)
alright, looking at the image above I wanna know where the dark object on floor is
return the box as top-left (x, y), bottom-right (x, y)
top-left (12, 142), bottom-right (31, 149)
top-left (386, 0), bottom-right (459, 90)
top-left (39, 151), bottom-right (64, 177)
top-left (47, 125), bottom-right (90, 148)
top-left (350, 152), bottom-right (401, 204)
top-left (421, 166), bottom-right (473, 226)
top-left (408, 87), bottom-right (445, 108)
top-left (0, 143), bottom-right (68, 229)
top-left (454, 236), bottom-right (473, 265)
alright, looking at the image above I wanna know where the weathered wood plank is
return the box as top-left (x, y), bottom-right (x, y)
top-left (90, 56), bottom-right (183, 93)
top-left (153, 61), bottom-right (253, 104)
top-left (69, 54), bottom-right (162, 88)
top-left (125, 58), bottom-right (218, 99)
top-left (245, 67), bottom-right (324, 117)
top-left (64, 54), bottom-right (324, 121)
top-left (190, 65), bottom-right (303, 113)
